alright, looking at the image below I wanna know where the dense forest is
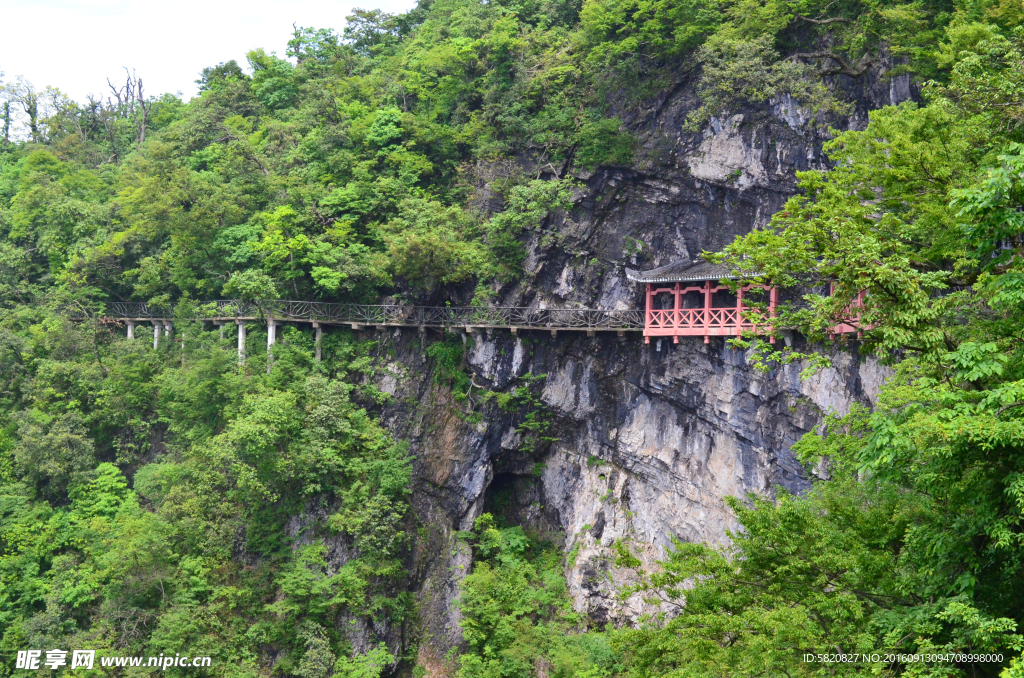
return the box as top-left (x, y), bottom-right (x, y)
top-left (2, 0), bottom-right (1024, 675)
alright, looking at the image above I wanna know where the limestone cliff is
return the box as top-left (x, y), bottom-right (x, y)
top-left (361, 65), bottom-right (910, 665)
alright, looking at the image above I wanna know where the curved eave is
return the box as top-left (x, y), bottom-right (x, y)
top-left (625, 267), bottom-right (742, 284)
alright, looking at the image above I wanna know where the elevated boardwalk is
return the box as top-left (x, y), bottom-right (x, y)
top-left (103, 300), bottom-right (645, 336)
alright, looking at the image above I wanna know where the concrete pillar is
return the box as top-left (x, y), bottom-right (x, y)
top-left (266, 319), bottom-right (277, 373)
top-left (237, 321), bottom-right (246, 365)
top-left (127, 321), bottom-right (135, 339)
top-left (153, 322), bottom-right (161, 349)
top-left (313, 322), bottom-right (322, 362)
top-left (163, 322), bottom-right (173, 338)
top-left (216, 322), bottom-right (225, 340)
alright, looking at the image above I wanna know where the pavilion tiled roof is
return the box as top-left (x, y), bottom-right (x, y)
top-left (625, 259), bottom-right (741, 284)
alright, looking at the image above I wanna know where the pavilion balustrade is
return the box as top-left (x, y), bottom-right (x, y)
top-left (643, 281), bottom-right (778, 344)
top-left (829, 287), bottom-right (868, 338)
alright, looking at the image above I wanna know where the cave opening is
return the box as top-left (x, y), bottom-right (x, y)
top-left (482, 472), bottom-right (563, 544)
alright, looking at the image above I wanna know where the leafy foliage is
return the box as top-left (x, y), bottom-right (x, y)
top-left (457, 513), bottom-right (622, 678)
top-left (0, 317), bottom-right (411, 676)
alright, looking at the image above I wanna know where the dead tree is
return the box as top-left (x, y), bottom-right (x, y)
top-left (4, 77), bottom-right (42, 142)
top-left (107, 68), bottom-right (152, 149)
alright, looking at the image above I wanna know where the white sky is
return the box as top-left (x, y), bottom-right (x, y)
top-left (0, 0), bottom-right (418, 104)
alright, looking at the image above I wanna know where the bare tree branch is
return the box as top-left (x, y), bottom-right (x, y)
top-left (997, 401), bottom-right (1024, 416)
top-left (789, 51), bottom-right (875, 78)
top-left (796, 15), bottom-right (850, 25)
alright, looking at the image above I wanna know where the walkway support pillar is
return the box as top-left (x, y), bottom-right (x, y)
top-left (163, 322), bottom-right (173, 338)
top-left (127, 321), bottom-right (135, 339)
top-left (153, 322), bottom-right (160, 350)
top-left (266, 319), bottom-right (277, 373)
top-left (216, 322), bottom-right (225, 340)
top-left (236, 321), bottom-right (246, 365)
top-left (313, 322), bottom-right (322, 362)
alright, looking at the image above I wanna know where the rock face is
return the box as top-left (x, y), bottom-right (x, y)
top-left (366, 67), bottom-right (909, 666)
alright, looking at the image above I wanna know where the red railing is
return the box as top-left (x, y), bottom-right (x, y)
top-left (644, 282), bottom-right (777, 344)
top-left (830, 288), bottom-right (867, 337)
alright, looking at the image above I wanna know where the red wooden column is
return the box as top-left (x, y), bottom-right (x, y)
top-left (735, 287), bottom-right (744, 337)
top-left (672, 282), bottom-right (682, 344)
top-left (828, 282), bottom-right (836, 340)
top-left (856, 289), bottom-right (866, 339)
top-left (702, 280), bottom-right (712, 344)
top-left (769, 286), bottom-right (778, 344)
top-left (645, 283), bottom-right (653, 344)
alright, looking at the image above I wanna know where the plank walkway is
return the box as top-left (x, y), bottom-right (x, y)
top-left (103, 300), bottom-right (644, 336)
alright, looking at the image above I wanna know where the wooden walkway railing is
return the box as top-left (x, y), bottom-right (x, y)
top-left (103, 300), bottom-right (645, 334)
